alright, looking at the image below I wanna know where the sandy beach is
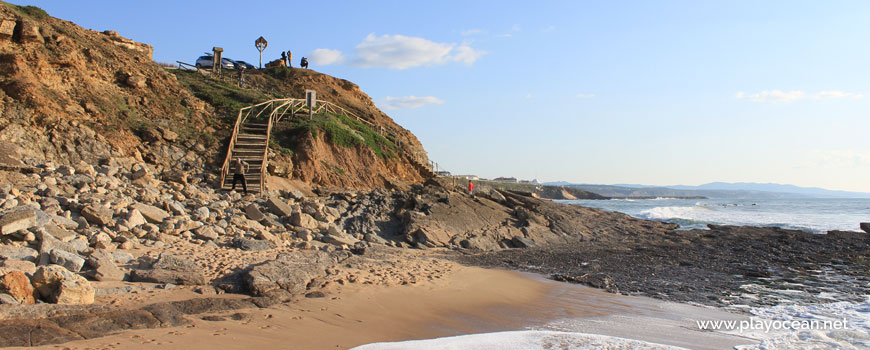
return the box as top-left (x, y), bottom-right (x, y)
top-left (9, 259), bottom-right (754, 350)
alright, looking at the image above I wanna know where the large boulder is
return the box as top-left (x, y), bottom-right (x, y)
top-left (126, 209), bottom-right (147, 227)
top-left (266, 197), bottom-right (293, 217)
top-left (232, 238), bottom-right (272, 252)
top-left (80, 205), bottom-right (114, 226)
top-left (86, 250), bottom-right (125, 281)
top-left (130, 255), bottom-right (205, 285)
top-left (49, 249), bottom-right (85, 272)
top-left (244, 204), bottom-right (265, 221)
top-left (0, 209), bottom-right (36, 235)
top-left (0, 246), bottom-right (38, 262)
top-left (194, 226), bottom-right (218, 241)
top-left (244, 251), bottom-right (334, 298)
top-left (31, 265), bottom-right (95, 304)
top-left (861, 222), bottom-right (869, 234)
top-left (0, 271), bottom-right (37, 304)
top-left (290, 212), bottom-right (318, 229)
top-left (43, 224), bottom-right (76, 242)
top-left (130, 203), bottom-right (169, 224)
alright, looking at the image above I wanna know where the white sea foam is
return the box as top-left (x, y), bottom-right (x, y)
top-left (733, 298), bottom-right (870, 349)
top-left (351, 330), bottom-right (688, 350)
top-left (637, 204), bottom-right (861, 232)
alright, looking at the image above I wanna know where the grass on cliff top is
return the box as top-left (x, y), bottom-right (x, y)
top-left (3, 2), bottom-right (49, 20)
top-left (272, 112), bottom-right (397, 159)
top-left (171, 69), bottom-right (272, 120)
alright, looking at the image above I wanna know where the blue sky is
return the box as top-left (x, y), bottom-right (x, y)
top-left (17, 1), bottom-right (870, 192)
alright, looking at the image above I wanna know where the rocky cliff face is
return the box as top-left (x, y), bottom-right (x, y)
top-left (0, 3), bottom-right (430, 190)
top-left (0, 4), bottom-right (216, 175)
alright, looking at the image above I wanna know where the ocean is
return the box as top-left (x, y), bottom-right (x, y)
top-left (559, 197), bottom-right (870, 233)
top-left (353, 197), bottom-right (870, 349)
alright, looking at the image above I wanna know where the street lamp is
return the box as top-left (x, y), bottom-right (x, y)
top-left (255, 36), bottom-right (268, 69)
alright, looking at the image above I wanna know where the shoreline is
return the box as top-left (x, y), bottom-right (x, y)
top-left (12, 262), bottom-right (754, 350)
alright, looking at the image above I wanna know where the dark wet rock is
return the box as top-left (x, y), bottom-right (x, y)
top-left (861, 222), bottom-right (869, 234)
top-left (459, 225), bottom-right (870, 309)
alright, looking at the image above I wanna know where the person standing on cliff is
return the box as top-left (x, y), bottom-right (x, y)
top-left (231, 157), bottom-right (249, 194)
top-left (468, 180), bottom-right (474, 196)
top-left (286, 50), bottom-right (293, 67)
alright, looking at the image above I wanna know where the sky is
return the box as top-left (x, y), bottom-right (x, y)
top-left (15, 1), bottom-right (870, 192)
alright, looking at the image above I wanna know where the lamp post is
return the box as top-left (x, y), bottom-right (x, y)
top-left (255, 36), bottom-right (268, 69)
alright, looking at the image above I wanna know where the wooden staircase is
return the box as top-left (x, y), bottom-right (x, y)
top-left (221, 122), bottom-right (269, 193)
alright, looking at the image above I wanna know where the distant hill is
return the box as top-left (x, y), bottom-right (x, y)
top-left (668, 182), bottom-right (870, 199)
top-left (543, 182), bottom-right (870, 199)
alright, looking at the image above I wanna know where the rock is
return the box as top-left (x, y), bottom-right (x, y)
top-left (0, 271), bottom-right (36, 304)
top-left (0, 259), bottom-right (36, 275)
top-left (266, 197), bottom-right (293, 217)
top-left (159, 127), bottom-right (178, 142)
top-left (90, 264), bottom-right (125, 282)
top-left (322, 234), bottom-right (357, 247)
top-left (56, 165), bottom-right (76, 176)
top-left (244, 251), bottom-right (333, 297)
top-left (483, 190), bottom-right (507, 204)
top-left (244, 204), bottom-right (265, 221)
top-left (126, 74), bottom-right (147, 89)
top-left (0, 293), bottom-right (19, 305)
top-left (112, 251), bottom-right (135, 264)
top-left (0, 246), bottom-right (38, 262)
top-left (80, 205), bottom-right (113, 226)
top-left (193, 207), bottom-right (209, 222)
top-left (152, 254), bottom-right (199, 271)
top-left (130, 269), bottom-right (205, 286)
top-left (290, 212), bottom-right (317, 229)
top-left (0, 20), bottom-right (14, 41)
top-left (126, 209), bottom-right (147, 227)
top-left (193, 226), bottom-right (218, 241)
top-left (861, 222), bottom-right (869, 234)
top-left (232, 238), bottom-right (272, 252)
top-left (130, 255), bottom-right (205, 286)
top-left (49, 250), bottom-right (85, 272)
top-left (363, 233), bottom-right (388, 245)
top-left (511, 236), bottom-right (536, 248)
top-left (31, 265), bottom-right (95, 304)
top-left (130, 203), bottom-right (169, 223)
top-left (0, 209), bottom-right (36, 235)
top-left (16, 19), bottom-right (42, 43)
top-left (86, 250), bottom-right (124, 281)
top-left (296, 229), bottom-right (314, 242)
top-left (43, 224), bottom-right (76, 242)
top-left (287, 190), bottom-right (305, 200)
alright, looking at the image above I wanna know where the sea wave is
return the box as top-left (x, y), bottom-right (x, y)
top-left (351, 330), bottom-right (688, 350)
top-left (637, 205), bottom-right (856, 233)
top-left (733, 298), bottom-right (870, 349)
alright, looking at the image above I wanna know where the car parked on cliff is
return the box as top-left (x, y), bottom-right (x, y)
top-left (195, 55), bottom-right (235, 69)
top-left (231, 60), bottom-right (255, 70)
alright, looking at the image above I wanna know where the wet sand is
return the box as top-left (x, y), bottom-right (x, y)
top-left (12, 264), bottom-right (756, 350)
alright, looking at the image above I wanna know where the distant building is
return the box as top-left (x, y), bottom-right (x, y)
top-left (493, 177), bottom-right (518, 183)
top-left (435, 171), bottom-right (451, 177)
top-left (455, 175), bottom-right (479, 180)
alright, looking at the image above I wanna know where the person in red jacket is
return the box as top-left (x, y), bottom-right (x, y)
top-left (468, 180), bottom-right (474, 196)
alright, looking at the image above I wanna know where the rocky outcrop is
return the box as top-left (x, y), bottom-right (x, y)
top-left (243, 251), bottom-right (335, 299)
top-left (0, 271), bottom-right (36, 304)
top-left (31, 265), bottom-right (94, 305)
top-left (130, 255), bottom-right (205, 286)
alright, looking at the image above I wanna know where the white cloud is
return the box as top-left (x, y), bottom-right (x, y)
top-left (525, 93), bottom-right (533, 100)
top-left (461, 29), bottom-right (485, 36)
top-left (736, 90), bottom-right (864, 103)
top-left (380, 96), bottom-right (445, 110)
top-left (736, 90), bottom-right (806, 103)
top-left (308, 48), bottom-right (346, 66)
top-left (801, 150), bottom-right (870, 169)
top-left (814, 90), bottom-right (864, 100)
top-left (542, 25), bottom-right (556, 33)
top-left (576, 93), bottom-right (596, 99)
top-left (353, 34), bottom-right (486, 69)
top-left (497, 24), bottom-right (522, 38)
